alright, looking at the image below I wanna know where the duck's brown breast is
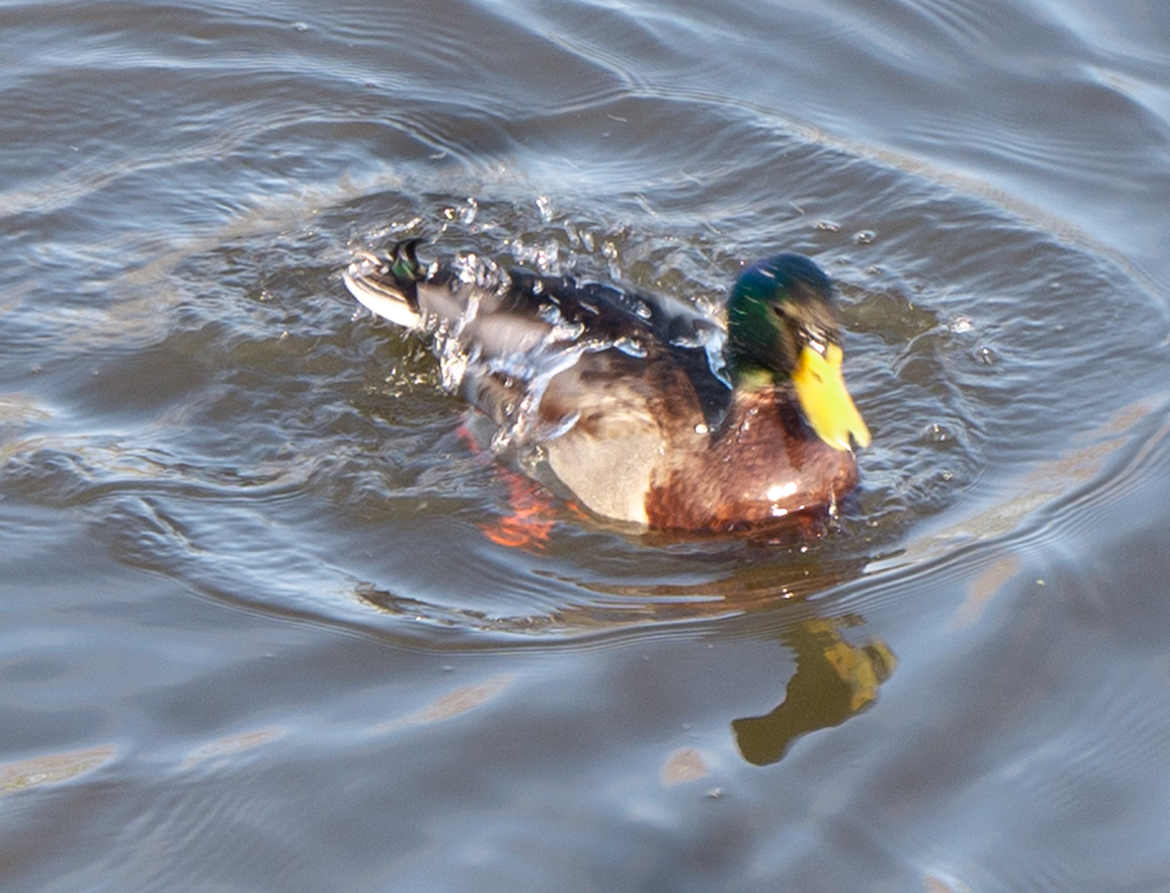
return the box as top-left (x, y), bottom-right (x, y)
top-left (643, 390), bottom-right (859, 532)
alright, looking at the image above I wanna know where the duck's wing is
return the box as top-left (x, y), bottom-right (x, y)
top-left (345, 240), bottom-right (733, 457)
top-left (343, 241), bottom-right (429, 329)
top-left (345, 241), bottom-right (726, 370)
top-left (344, 244), bottom-right (589, 360)
top-left (504, 271), bottom-right (733, 422)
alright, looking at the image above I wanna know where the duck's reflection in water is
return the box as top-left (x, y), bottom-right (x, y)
top-left (357, 519), bottom-right (897, 767)
top-left (732, 616), bottom-right (894, 766)
top-left (554, 531), bottom-right (898, 766)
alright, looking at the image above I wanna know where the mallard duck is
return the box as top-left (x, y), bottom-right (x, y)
top-left (344, 240), bottom-right (870, 532)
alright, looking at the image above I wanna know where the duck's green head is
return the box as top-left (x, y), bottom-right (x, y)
top-left (727, 253), bottom-right (870, 451)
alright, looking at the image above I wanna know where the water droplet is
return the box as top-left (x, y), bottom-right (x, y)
top-left (614, 336), bottom-right (647, 358)
top-left (925, 422), bottom-right (952, 442)
top-left (975, 345), bottom-right (997, 365)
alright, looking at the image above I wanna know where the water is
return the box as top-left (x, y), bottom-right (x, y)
top-left (3, 0), bottom-right (1170, 889)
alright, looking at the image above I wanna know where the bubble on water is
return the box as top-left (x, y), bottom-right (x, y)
top-left (925, 422), bottom-right (953, 443)
top-left (816, 220), bottom-right (841, 232)
top-left (975, 345), bottom-right (997, 365)
top-left (853, 229), bottom-right (876, 245)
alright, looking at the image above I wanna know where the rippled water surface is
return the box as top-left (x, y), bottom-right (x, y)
top-left (3, 1), bottom-right (1170, 889)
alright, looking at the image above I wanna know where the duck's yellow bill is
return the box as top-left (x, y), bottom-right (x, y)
top-left (792, 343), bottom-right (871, 451)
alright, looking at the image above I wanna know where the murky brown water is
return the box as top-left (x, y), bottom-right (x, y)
top-left (3, 0), bottom-right (1170, 889)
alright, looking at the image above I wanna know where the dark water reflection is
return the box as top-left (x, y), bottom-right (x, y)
top-left (3, 0), bottom-right (1170, 889)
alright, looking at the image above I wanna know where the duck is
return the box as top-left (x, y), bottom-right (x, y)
top-left (343, 239), bottom-right (870, 533)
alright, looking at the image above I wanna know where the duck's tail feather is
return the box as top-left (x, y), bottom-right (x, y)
top-left (344, 239), bottom-right (428, 329)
